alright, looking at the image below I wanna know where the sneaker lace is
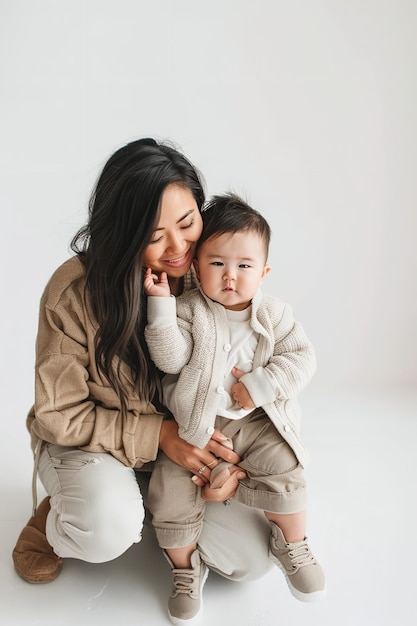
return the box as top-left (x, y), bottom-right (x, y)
top-left (172, 568), bottom-right (197, 595)
top-left (287, 540), bottom-right (315, 569)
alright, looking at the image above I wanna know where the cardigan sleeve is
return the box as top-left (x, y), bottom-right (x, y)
top-left (240, 303), bottom-right (316, 406)
top-left (145, 295), bottom-right (193, 374)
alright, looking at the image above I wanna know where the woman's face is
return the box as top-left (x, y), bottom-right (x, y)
top-left (143, 183), bottom-right (203, 279)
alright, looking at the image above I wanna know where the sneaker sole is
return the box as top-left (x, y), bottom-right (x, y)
top-left (270, 554), bottom-right (326, 603)
top-left (168, 566), bottom-right (209, 626)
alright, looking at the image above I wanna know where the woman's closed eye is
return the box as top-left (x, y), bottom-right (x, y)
top-left (149, 219), bottom-right (195, 244)
top-left (180, 219), bottom-right (195, 230)
top-left (149, 234), bottom-right (163, 244)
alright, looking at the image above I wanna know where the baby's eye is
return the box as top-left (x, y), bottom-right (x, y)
top-left (210, 261), bottom-right (224, 266)
top-left (239, 264), bottom-right (250, 269)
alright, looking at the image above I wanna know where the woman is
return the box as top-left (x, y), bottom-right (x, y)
top-left (12, 138), bottom-right (272, 623)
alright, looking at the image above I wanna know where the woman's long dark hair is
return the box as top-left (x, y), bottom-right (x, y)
top-left (71, 138), bottom-right (205, 415)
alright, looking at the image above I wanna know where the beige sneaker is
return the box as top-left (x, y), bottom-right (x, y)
top-left (164, 550), bottom-right (209, 625)
top-left (269, 523), bottom-right (326, 602)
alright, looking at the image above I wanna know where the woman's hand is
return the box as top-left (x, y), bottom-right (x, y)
top-left (159, 420), bottom-right (244, 488)
top-left (200, 465), bottom-right (246, 502)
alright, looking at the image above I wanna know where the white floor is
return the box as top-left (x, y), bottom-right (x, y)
top-left (1, 388), bottom-right (416, 626)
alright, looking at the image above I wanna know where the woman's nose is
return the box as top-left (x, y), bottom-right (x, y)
top-left (166, 231), bottom-right (183, 253)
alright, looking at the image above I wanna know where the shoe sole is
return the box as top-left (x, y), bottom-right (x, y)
top-left (168, 566), bottom-right (209, 626)
top-left (13, 557), bottom-right (63, 584)
top-left (270, 554), bottom-right (326, 603)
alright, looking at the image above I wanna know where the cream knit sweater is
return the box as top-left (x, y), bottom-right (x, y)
top-left (145, 287), bottom-right (316, 467)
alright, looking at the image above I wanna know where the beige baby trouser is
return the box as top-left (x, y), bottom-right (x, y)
top-left (148, 409), bottom-right (306, 549)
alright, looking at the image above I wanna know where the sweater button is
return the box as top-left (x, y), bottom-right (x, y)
top-left (223, 343), bottom-right (231, 352)
top-left (206, 427), bottom-right (215, 435)
top-left (216, 385), bottom-right (225, 394)
top-left (284, 424), bottom-right (291, 432)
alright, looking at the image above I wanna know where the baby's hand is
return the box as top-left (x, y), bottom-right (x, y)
top-left (144, 268), bottom-right (171, 297)
top-left (231, 367), bottom-right (255, 410)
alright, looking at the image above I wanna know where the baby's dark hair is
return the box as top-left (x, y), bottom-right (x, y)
top-left (197, 193), bottom-right (271, 259)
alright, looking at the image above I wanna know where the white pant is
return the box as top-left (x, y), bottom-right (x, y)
top-left (38, 444), bottom-right (273, 581)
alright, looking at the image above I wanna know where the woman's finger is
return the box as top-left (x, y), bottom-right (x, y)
top-left (201, 466), bottom-right (246, 502)
top-left (208, 440), bottom-right (240, 464)
top-left (191, 455), bottom-right (220, 484)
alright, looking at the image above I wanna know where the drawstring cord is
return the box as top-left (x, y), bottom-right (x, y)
top-left (31, 439), bottom-right (42, 517)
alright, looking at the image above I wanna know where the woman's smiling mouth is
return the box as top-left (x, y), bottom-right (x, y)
top-left (162, 248), bottom-right (191, 268)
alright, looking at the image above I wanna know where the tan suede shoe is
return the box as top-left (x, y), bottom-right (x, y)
top-left (12, 497), bottom-right (63, 584)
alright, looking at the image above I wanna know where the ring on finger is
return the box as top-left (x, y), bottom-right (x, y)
top-left (206, 459), bottom-right (217, 468)
top-left (198, 465), bottom-right (207, 474)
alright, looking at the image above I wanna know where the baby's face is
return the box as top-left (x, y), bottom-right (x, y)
top-left (194, 230), bottom-right (270, 311)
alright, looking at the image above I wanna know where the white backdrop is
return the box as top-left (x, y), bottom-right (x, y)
top-left (1, 0), bottom-right (416, 427)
